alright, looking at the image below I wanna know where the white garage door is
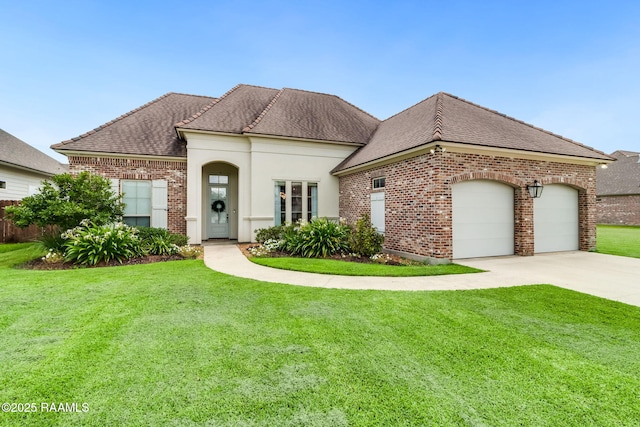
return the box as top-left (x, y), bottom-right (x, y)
top-left (452, 180), bottom-right (514, 259)
top-left (534, 184), bottom-right (579, 253)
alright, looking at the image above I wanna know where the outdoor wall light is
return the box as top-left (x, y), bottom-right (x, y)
top-left (527, 180), bottom-right (543, 198)
top-left (430, 145), bottom-right (446, 154)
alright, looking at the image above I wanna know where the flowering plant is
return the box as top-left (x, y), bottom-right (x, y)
top-left (62, 220), bottom-right (144, 265)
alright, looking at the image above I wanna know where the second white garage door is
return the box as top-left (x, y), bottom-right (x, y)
top-left (452, 180), bottom-right (515, 259)
top-left (534, 184), bottom-right (579, 253)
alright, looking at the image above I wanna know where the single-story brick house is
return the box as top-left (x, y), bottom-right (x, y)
top-left (52, 84), bottom-right (613, 261)
top-left (596, 150), bottom-right (640, 225)
top-left (1, 128), bottom-right (67, 200)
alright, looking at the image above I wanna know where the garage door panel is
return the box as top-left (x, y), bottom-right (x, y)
top-left (453, 180), bottom-right (515, 259)
top-left (534, 184), bottom-right (578, 253)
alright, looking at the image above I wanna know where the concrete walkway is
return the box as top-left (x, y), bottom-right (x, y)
top-left (203, 244), bottom-right (640, 307)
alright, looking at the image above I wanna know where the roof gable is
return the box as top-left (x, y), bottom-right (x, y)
top-left (597, 150), bottom-right (640, 195)
top-left (333, 92), bottom-right (612, 172)
top-left (0, 128), bottom-right (66, 175)
top-left (53, 93), bottom-right (216, 157)
top-left (177, 85), bottom-right (280, 134)
top-left (178, 85), bottom-right (380, 144)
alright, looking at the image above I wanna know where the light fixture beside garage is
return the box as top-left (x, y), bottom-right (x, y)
top-left (527, 180), bottom-right (544, 198)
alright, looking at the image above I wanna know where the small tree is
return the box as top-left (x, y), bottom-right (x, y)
top-left (349, 213), bottom-right (384, 257)
top-left (5, 172), bottom-right (124, 231)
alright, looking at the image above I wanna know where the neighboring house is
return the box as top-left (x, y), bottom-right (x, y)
top-left (0, 128), bottom-right (68, 200)
top-left (596, 150), bottom-right (640, 225)
top-left (52, 84), bottom-right (613, 261)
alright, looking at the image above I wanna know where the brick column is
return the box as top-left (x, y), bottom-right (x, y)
top-left (514, 186), bottom-right (534, 256)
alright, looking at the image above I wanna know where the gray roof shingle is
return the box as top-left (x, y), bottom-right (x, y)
top-left (176, 85), bottom-right (281, 134)
top-left (243, 88), bottom-right (379, 144)
top-left (597, 150), bottom-right (640, 196)
top-left (333, 92), bottom-right (612, 172)
top-left (0, 128), bottom-right (67, 175)
top-left (178, 85), bottom-right (379, 144)
top-left (53, 85), bottom-right (612, 170)
top-left (53, 93), bottom-right (217, 157)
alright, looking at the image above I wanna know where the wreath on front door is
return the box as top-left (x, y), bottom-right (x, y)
top-left (211, 200), bottom-right (226, 213)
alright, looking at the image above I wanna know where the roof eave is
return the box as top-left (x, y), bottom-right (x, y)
top-left (52, 148), bottom-right (186, 162)
top-left (177, 127), bottom-right (367, 147)
top-left (0, 159), bottom-right (59, 176)
top-left (332, 141), bottom-right (614, 176)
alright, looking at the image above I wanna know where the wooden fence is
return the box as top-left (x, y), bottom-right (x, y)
top-left (0, 201), bottom-right (55, 243)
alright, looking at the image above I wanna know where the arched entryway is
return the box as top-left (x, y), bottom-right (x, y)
top-left (202, 162), bottom-right (239, 240)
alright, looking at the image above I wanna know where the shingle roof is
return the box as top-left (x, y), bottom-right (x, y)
top-left (597, 150), bottom-right (640, 196)
top-left (243, 88), bottom-right (379, 144)
top-left (178, 85), bottom-right (379, 144)
top-left (52, 93), bottom-right (217, 157)
top-left (53, 86), bottom-right (613, 169)
top-left (177, 85), bottom-right (280, 134)
top-left (333, 92), bottom-right (612, 172)
top-left (0, 128), bottom-right (67, 175)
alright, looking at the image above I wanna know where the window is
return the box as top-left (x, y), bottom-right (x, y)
top-left (307, 183), bottom-right (318, 221)
top-left (0, 181), bottom-right (5, 189)
top-left (291, 182), bottom-right (302, 223)
top-left (372, 177), bottom-right (386, 189)
top-left (275, 181), bottom-right (286, 225)
top-left (209, 175), bottom-right (228, 184)
top-left (122, 180), bottom-right (152, 227)
top-left (274, 181), bottom-right (318, 225)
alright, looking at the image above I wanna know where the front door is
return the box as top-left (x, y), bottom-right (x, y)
top-left (208, 184), bottom-right (229, 238)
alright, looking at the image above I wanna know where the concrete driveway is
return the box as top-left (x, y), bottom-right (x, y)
top-left (203, 245), bottom-right (640, 307)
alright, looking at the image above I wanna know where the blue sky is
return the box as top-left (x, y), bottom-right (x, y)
top-left (1, 0), bottom-right (639, 162)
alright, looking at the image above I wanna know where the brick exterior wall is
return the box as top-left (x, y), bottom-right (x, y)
top-left (339, 151), bottom-right (597, 260)
top-left (597, 194), bottom-right (640, 225)
top-left (68, 156), bottom-right (188, 235)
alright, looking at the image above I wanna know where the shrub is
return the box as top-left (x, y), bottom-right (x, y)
top-left (349, 214), bottom-right (384, 257)
top-left (39, 230), bottom-right (65, 252)
top-left (286, 218), bottom-right (351, 258)
top-left (136, 227), bottom-right (188, 254)
top-left (255, 223), bottom-right (296, 243)
top-left (146, 236), bottom-right (179, 256)
top-left (248, 239), bottom-right (283, 257)
top-left (177, 245), bottom-right (202, 259)
top-left (42, 249), bottom-right (65, 264)
top-left (62, 221), bottom-right (144, 266)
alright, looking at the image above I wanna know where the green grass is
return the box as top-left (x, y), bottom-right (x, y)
top-left (597, 224), bottom-right (640, 258)
top-left (2, 243), bottom-right (640, 426)
top-left (250, 256), bottom-right (481, 276)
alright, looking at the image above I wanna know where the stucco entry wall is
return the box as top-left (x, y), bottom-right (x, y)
top-left (338, 150), bottom-right (597, 260)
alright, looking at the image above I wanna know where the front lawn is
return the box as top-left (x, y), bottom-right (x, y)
top-left (250, 256), bottom-right (481, 276)
top-left (597, 224), bottom-right (640, 258)
top-left (2, 243), bottom-right (640, 426)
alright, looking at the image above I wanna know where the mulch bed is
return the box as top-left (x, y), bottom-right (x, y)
top-left (20, 254), bottom-right (187, 270)
top-left (238, 243), bottom-right (414, 266)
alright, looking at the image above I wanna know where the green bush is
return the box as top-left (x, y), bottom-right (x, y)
top-left (255, 223), bottom-right (296, 243)
top-left (349, 214), bottom-right (384, 257)
top-left (5, 172), bottom-right (123, 231)
top-left (136, 226), bottom-right (188, 254)
top-left (286, 218), bottom-right (351, 258)
top-left (39, 230), bottom-right (65, 252)
top-left (146, 236), bottom-right (179, 256)
top-left (62, 221), bottom-right (144, 266)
